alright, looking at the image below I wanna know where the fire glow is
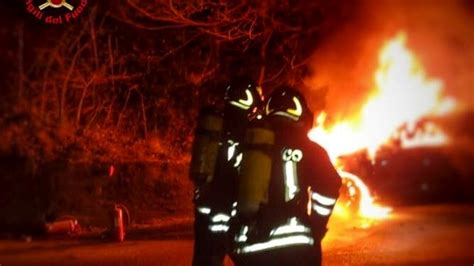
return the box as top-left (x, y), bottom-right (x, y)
top-left (309, 32), bottom-right (457, 220)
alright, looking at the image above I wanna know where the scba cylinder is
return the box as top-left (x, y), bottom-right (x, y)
top-left (237, 125), bottom-right (275, 217)
top-left (189, 108), bottom-right (224, 184)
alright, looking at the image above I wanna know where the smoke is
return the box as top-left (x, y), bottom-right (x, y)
top-left (304, 0), bottom-right (474, 119)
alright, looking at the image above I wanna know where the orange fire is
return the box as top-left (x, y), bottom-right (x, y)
top-left (336, 170), bottom-right (392, 220)
top-left (309, 32), bottom-right (457, 219)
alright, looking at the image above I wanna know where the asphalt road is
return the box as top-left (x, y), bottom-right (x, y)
top-left (0, 204), bottom-right (473, 266)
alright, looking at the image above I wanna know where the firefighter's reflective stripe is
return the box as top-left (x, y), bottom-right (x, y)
top-left (273, 111), bottom-right (301, 121)
top-left (234, 153), bottom-right (243, 167)
top-left (312, 204), bottom-right (331, 216)
top-left (282, 149), bottom-right (303, 202)
top-left (227, 140), bottom-right (238, 161)
top-left (267, 97), bottom-right (303, 121)
top-left (236, 217), bottom-right (313, 254)
top-left (284, 161), bottom-right (299, 201)
top-left (211, 213), bottom-right (230, 223)
top-left (235, 225), bottom-right (249, 242)
top-left (270, 217), bottom-right (310, 236)
top-left (197, 206), bottom-right (211, 215)
top-left (194, 188), bottom-right (201, 201)
top-left (208, 213), bottom-right (231, 233)
top-left (231, 202), bottom-right (238, 217)
top-left (236, 234), bottom-right (314, 254)
top-left (227, 140), bottom-right (243, 168)
top-left (286, 97), bottom-right (303, 117)
top-left (310, 191), bottom-right (336, 216)
top-left (230, 89), bottom-right (254, 110)
top-left (311, 192), bottom-right (336, 206)
top-left (208, 224), bottom-right (229, 233)
top-left (282, 149), bottom-right (303, 161)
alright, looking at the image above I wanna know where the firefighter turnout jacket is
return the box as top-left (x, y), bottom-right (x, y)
top-left (233, 118), bottom-right (341, 256)
top-left (192, 105), bottom-right (248, 235)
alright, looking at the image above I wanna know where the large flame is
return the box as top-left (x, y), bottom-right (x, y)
top-left (309, 32), bottom-right (457, 220)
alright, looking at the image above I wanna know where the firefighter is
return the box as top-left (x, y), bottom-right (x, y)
top-left (189, 78), bottom-right (263, 266)
top-left (231, 86), bottom-right (341, 266)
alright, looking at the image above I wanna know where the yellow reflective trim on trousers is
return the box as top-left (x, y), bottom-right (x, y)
top-left (270, 217), bottom-right (310, 236)
top-left (237, 234), bottom-right (314, 254)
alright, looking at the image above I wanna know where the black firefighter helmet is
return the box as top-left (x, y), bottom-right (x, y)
top-left (265, 86), bottom-right (313, 130)
top-left (224, 78), bottom-right (263, 118)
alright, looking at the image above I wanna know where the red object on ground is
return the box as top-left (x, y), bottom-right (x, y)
top-left (114, 206), bottom-right (125, 242)
top-left (45, 219), bottom-right (78, 235)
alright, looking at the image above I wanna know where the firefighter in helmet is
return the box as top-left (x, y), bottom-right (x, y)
top-left (231, 86), bottom-right (341, 266)
top-left (189, 78), bottom-right (263, 266)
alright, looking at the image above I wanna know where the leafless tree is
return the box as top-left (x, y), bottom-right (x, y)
top-left (0, 0), bottom-right (355, 163)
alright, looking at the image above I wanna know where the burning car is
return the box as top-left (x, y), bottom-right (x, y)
top-left (308, 32), bottom-right (467, 220)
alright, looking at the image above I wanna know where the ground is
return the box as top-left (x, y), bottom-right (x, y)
top-left (0, 204), bottom-right (473, 266)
